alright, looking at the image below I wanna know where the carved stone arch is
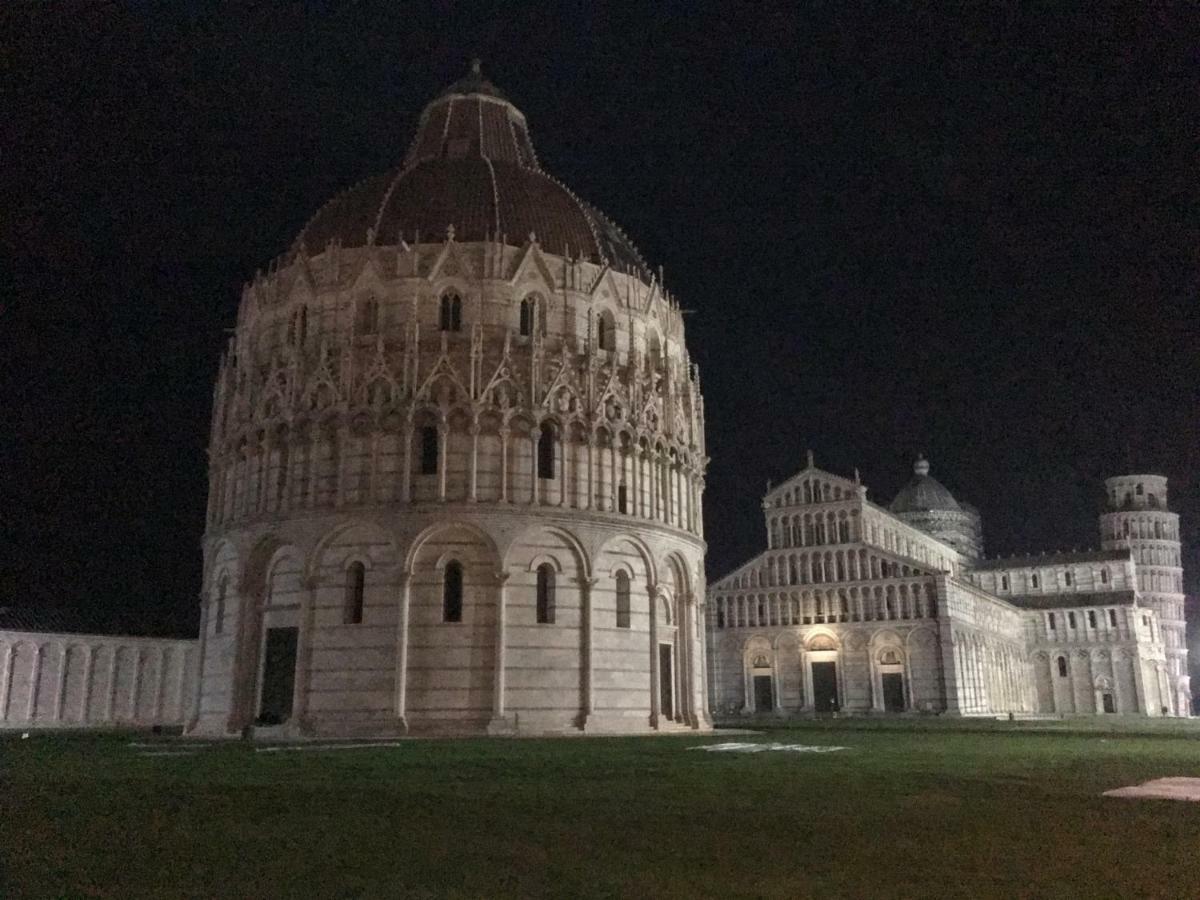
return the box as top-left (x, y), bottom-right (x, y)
top-left (595, 532), bottom-right (658, 588)
top-left (242, 534), bottom-right (293, 598)
top-left (870, 629), bottom-right (903, 649)
top-left (805, 631), bottom-right (840, 652)
top-left (405, 520), bottom-right (502, 574)
top-left (306, 519), bottom-right (401, 582)
top-left (526, 553), bottom-right (565, 574)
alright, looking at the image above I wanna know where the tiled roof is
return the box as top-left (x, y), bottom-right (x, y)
top-left (974, 549), bottom-right (1130, 570)
top-left (1004, 590), bottom-right (1137, 610)
top-left (290, 68), bottom-right (651, 280)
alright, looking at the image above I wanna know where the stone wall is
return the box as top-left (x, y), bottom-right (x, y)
top-left (0, 630), bottom-right (197, 729)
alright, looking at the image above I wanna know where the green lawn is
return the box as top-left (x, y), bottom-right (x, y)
top-left (5, 720), bottom-right (1200, 898)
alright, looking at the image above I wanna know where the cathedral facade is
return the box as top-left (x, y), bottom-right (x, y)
top-left (188, 66), bottom-right (710, 738)
top-left (707, 456), bottom-right (1190, 718)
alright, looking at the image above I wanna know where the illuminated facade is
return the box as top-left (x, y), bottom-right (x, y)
top-left (708, 456), bottom-right (1189, 718)
top-left (189, 65), bottom-right (710, 738)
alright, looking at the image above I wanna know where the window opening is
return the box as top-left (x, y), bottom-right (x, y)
top-left (440, 293), bottom-right (462, 331)
top-left (616, 571), bottom-right (631, 628)
top-left (536, 564), bottom-right (556, 624)
top-left (537, 423), bottom-right (555, 479)
top-left (443, 561), bottom-right (463, 623)
top-left (420, 426), bottom-right (438, 474)
top-left (345, 561), bottom-right (365, 625)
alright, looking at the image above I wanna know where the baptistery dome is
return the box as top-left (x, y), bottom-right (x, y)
top-left (190, 64), bottom-right (710, 738)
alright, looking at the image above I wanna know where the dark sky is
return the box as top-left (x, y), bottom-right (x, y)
top-left (4, 5), bottom-right (1198, 641)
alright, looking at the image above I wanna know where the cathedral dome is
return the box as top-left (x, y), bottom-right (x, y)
top-left (291, 61), bottom-right (650, 279)
top-left (889, 456), bottom-right (961, 513)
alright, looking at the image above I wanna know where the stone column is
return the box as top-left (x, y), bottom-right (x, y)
top-left (290, 576), bottom-right (318, 735)
top-left (51, 644), bottom-right (67, 722)
top-left (585, 433), bottom-right (595, 510)
top-left (530, 427), bottom-right (540, 505)
top-left (187, 595), bottom-right (210, 732)
top-left (27, 645), bottom-right (43, 720)
top-left (578, 576), bottom-right (597, 730)
top-left (369, 430), bottom-right (381, 504)
top-left (394, 570), bottom-right (412, 731)
top-left (488, 571), bottom-right (511, 733)
top-left (437, 422), bottom-right (449, 501)
top-left (648, 582), bottom-right (660, 728)
top-left (468, 423), bottom-right (479, 502)
top-left (400, 421), bottom-right (413, 503)
top-left (81, 646), bottom-right (95, 725)
top-left (499, 427), bottom-right (510, 503)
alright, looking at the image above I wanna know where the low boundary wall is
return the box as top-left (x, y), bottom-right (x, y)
top-left (0, 629), bottom-right (198, 729)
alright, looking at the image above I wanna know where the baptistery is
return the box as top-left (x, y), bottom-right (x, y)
top-left (189, 64), bottom-right (711, 737)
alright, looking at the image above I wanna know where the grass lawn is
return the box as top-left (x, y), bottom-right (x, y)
top-left (5, 719), bottom-right (1200, 898)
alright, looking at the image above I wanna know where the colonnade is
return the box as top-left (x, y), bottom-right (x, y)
top-left (712, 581), bottom-right (938, 629)
top-left (209, 420), bottom-right (705, 537)
top-left (951, 632), bottom-right (1028, 714)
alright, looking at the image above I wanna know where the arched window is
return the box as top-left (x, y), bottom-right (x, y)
top-left (647, 332), bottom-right (661, 368)
top-left (1100, 568), bottom-right (1109, 585)
top-left (597, 310), bottom-right (615, 351)
top-left (1064, 571), bottom-right (1073, 586)
top-left (1154, 521), bottom-right (1163, 538)
top-left (358, 297), bottom-right (379, 334)
top-left (1136, 483), bottom-right (1144, 495)
top-left (1056, 656), bottom-right (1068, 678)
top-left (1000, 574), bottom-right (1009, 591)
top-left (1148, 493), bottom-right (1159, 508)
top-left (439, 292), bottom-right (462, 331)
top-left (519, 296), bottom-right (542, 336)
top-left (1087, 610), bottom-right (1097, 629)
top-left (537, 423), bottom-right (555, 479)
top-left (1031, 573), bottom-right (1040, 589)
top-left (536, 564), bottom-right (556, 624)
top-left (420, 426), bottom-right (438, 474)
top-left (345, 561), bottom-right (365, 625)
top-left (289, 305), bottom-right (308, 346)
top-left (1108, 609), bottom-right (1118, 627)
top-left (213, 575), bottom-right (227, 634)
top-left (443, 561), bottom-right (463, 623)
top-left (615, 571), bottom-right (631, 628)
top-left (1048, 612), bottom-right (1056, 630)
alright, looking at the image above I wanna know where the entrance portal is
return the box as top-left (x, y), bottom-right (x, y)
top-left (658, 643), bottom-right (674, 720)
top-left (258, 627), bottom-right (298, 725)
top-left (1102, 692), bottom-right (1116, 714)
top-left (882, 672), bottom-right (905, 712)
top-left (753, 675), bottom-right (774, 712)
top-left (812, 661), bottom-right (839, 712)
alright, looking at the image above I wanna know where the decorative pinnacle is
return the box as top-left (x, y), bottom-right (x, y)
top-left (914, 454), bottom-right (930, 476)
top-left (470, 57), bottom-right (482, 76)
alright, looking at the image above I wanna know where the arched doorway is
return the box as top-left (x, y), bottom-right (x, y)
top-left (806, 634), bottom-right (840, 712)
top-left (878, 648), bottom-right (906, 712)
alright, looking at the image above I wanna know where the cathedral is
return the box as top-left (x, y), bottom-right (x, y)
top-left (188, 63), bottom-right (710, 737)
top-left (707, 456), bottom-right (1190, 718)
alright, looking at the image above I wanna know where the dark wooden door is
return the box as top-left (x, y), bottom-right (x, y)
top-left (753, 675), bottom-right (774, 712)
top-left (882, 673), bottom-right (905, 712)
top-left (1102, 692), bottom-right (1116, 713)
top-left (658, 644), bottom-right (673, 720)
top-left (812, 661), bottom-right (838, 712)
top-left (258, 627), bottom-right (298, 725)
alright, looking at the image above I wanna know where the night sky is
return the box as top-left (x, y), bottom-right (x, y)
top-left (4, 6), bottom-right (1198, 648)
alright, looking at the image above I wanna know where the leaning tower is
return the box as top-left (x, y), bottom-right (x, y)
top-left (1100, 474), bottom-right (1190, 715)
